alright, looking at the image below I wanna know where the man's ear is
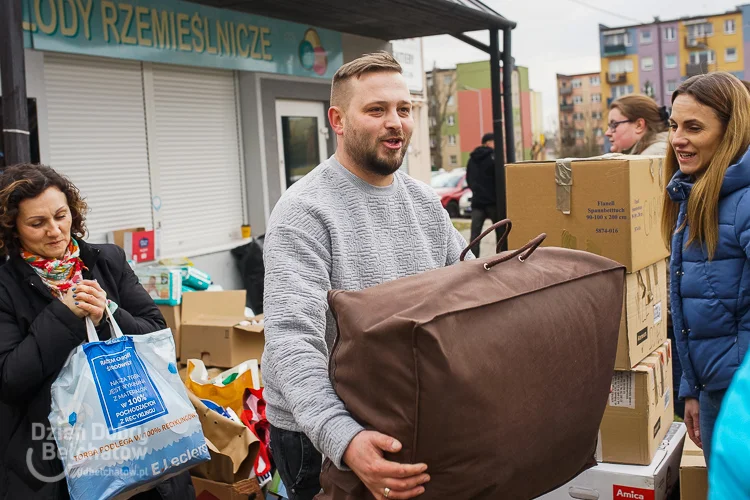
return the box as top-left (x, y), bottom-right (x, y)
top-left (329, 106), bottom-right (345, 136)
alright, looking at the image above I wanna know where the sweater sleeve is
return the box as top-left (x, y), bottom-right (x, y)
top-left (262, 223), bottom-right (363, 468)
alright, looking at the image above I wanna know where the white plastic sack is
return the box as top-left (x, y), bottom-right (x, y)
top-left (49, 308), bottom-right (209, 499)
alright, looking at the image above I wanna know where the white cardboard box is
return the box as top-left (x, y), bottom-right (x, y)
top-left (537, 423), bottom-right (686, 500)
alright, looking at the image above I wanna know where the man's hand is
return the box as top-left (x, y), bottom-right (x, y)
top-left (343, 431), bottom-right (430, 499)
top-left (684, 397), bottom-right (702, 448)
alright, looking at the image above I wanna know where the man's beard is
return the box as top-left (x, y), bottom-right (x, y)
top-left (344, 128), bottom-right (411, 177)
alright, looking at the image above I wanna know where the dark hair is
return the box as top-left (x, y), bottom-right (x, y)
top-left (0, 164), bottom-right (88, 256)
top-left (481, 133), bottom-right (495, 145)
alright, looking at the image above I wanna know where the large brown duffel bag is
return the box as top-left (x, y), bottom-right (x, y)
top-left (318, 221), bottom-right (626, 500)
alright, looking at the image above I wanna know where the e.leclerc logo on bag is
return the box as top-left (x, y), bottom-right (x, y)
top-left (298, 29), bottom-right (327, 75)
top-left (613, 485), bottom-right (655, 500)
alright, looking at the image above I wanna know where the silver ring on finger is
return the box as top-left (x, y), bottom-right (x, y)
top-left (384, 487), bottom-right (391, 498)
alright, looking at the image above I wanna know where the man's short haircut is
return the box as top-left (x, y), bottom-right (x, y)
top-left (481, 132), bottom-right (495, 145)
top-left (330, 51), bottom-right (403, 109)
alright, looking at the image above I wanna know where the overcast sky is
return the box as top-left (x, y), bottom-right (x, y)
top-left (421, 0), bottom-right (743, 130)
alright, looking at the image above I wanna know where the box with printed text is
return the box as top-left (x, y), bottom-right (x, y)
top-left (506, 155), bottom-right (669, 273)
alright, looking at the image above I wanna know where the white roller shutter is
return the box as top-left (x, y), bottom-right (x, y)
top-left (44, 54), bottom-right (153, 242)
top-left (147, 64), bottom-right (244, 256)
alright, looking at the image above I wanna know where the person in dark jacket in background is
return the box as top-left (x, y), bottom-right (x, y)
top-left (661, 72), bottom-right (750, 465)
top-left (466, 133), bottom-right (498, 257)
top-left (0, 164), bottom-right (194, 499)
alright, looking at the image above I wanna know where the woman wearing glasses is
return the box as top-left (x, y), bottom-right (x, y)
top-left (661, 72), bottom-right (750, 472)
top-left (605, 94), bottom-right (670, 155)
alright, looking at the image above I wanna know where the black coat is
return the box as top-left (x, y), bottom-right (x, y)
top-left (465, 146), bottom-right (496, 208)
top-left (0, 240), bottom-right (194, 499)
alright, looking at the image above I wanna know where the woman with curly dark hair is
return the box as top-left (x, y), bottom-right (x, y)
top-left (0, 164), bottom-right (194, 499)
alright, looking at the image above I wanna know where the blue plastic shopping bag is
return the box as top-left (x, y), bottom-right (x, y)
top-left (48, 307), bottom-right (209, 499)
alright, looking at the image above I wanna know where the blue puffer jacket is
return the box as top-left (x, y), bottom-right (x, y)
top-left (668, 145), bottom-right (750, 400)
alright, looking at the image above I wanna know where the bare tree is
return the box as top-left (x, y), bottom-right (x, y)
top-left (559, 109), bottom-right (602, 158)
top-left (427, 64), bottom-right (456, 170)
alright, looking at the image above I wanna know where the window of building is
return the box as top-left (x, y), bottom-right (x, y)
top-left (590, 76), bottom-right (601, 86)
top-left (666, 80), bottom-right (678, 93)
top-left (726, 47), bottom-right (738, 63)
top-left (447, 95), bottom-right (455, 106)
top-left (687, 22), bottom-right (713, 38)
top-left (575, 130), bottom-right (585, 138)
top-left (641, 57), bottom-right (654, 71)
top-left (604, 33), bottom-right (632, 47)
top-left (572, 79), bottom-right (582, 88)
top-left (592, 94), bottom-right (602, 103)
top-left (595, 128), bottom-right (604, 137)
top-left (443, 75), bottom-right (452, 85)
top-left (573, 96), bottom-right (584, 104)
top-left (448, 135), bottom-right (456, 145)
top-left (690, 50), bottom-right (715, 64)
top-left (592, 111), bottom-right (602, 120)
top-left (612, 85), bottom-right (634, 99)
top-left (447, 115), bottom-right (455, 126)
top-left (640, 30), bottom-right (652, 44)
top-left (664, 54), bottom-right (677, 68)
top-left (609, 59), bottom-right (634, 74)
top-left (725, 19), bottom-right (736, 34)
top-left (450, 155), bottom-right (458, 165)
top-left (664, 27), bottom-right (676, 41)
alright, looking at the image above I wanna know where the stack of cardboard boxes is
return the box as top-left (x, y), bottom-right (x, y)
top-left (507, 155), bottom-right (690, 499)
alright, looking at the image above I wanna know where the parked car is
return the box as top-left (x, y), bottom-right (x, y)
top-left (459, 189), bottom-right (472, 218)
top-left (431, 169), bottom-right (469, 218)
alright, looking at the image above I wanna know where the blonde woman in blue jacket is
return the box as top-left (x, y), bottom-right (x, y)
top-left (661, 72), bottom-right (750, 465)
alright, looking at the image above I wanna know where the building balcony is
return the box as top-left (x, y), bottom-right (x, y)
top-left (560, 103), bottom-right (574, 112)
top-left (560, 86), bottom-right (573, 95)
top-left (686, 62), bottom-right (709, 77)
top-left (685, 35), bottom-right (708, 50)
top-left (607, 72), bottom-right (627, 84)
top-left (603, 44), bottom-right (627, 56)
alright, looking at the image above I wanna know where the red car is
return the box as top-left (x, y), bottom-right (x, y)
top-left (431, 169), bottom-right (469, 218)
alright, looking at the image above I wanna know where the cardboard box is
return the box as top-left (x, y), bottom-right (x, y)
top-left (599, 341), bottom-right (674, 465)
top-left (616, 259), bottom-right (668, 369)
top-left (109, 227), bottom-right (144, 248)
top-left (538, 423), bottom-right (686, 500)
top-left (181, 291), bottom-right (264, 368)
top-left (109, 227), bottom-right (159, 263)
top-left (680, 437), bottom-right (707, 500)
top-left (506, 155), bottom-right (670, 272)
top-left (191, 476), bottom-right (264, 500)
top-left (158, 304), bottom-right (181, 359)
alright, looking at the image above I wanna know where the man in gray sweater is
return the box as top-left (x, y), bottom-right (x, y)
top-left (262, 52), bottom-right (470, 500)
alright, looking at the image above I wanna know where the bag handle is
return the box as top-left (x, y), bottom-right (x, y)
top-left (483, 233), bottom-right (547, 271)
top-left (460, 219), bottom-right (513, 261)
top-left (84, 305), bottom-right (124, 343)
